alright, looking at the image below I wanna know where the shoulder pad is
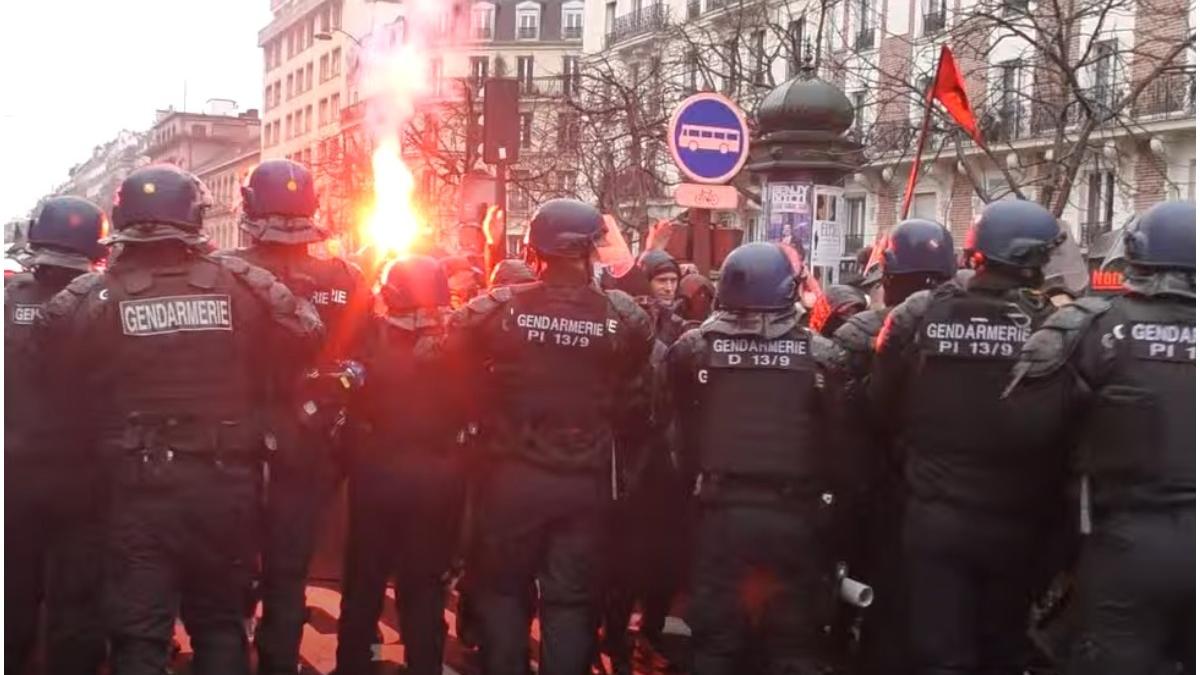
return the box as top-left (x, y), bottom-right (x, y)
top-left (5, 271), bottom-right (34, 290)
top-left (40, 272), bottom-right (105, 325)
top-left (666, 328), bottom-right (706, 363)
top-left (604, 288), bottom-right (642, 318)
top-left (218, 255), bottom-right (252, 275)
top-left (834, 308), bottom-right (886, 353)
top-left (220, 257), bottom-right (321, 338)
top-left (809, 332), bottom-right (843, 365)
top-left (1016, 298), bottom-right (1110, 380)
top-left (451, 287), bottom-right (511, 330)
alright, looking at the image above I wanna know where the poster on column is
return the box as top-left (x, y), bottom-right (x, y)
top-left (811, 186), bottom-right (846, 268)
top-left (765, 182), bottom-right (813, 263)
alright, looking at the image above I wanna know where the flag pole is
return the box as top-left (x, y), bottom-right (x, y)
top-left (900, 48), bottom-right (944, 220)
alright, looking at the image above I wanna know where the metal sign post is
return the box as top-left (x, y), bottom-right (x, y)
top-left (667, 92), bottom-right (750, 274)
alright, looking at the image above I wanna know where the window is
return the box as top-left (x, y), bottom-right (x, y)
top-left (305, 106), bottom-right (313, 133)
top-left (787, 15), bottom-right (807, 76)
top-left (285, 114), bottom-right (293, 139)
top-left (471, 2), bottom-right (495, 39)
top-left (307, 16), bottom-right (316, 48)
top-left (912, 192), bottom-right (937, 221)
top-left (520, 113), bottom-right (533, 149)
top-left (319, 98), bottom-right (328, 126)
top-left (264, 86), bottom-right (272, 110)
top-left (331, 93), bottom-right (341, 121)
top-left (517, 56), bottom-right (535, 93)
top-left (272, 121), bottom-right (281, 145)
top-left (471, 56), bottom-right (490, 87)
top-left (605, 0), bottom-right (616, 34)
top-left (845, 196), bottom-right (866, 252)
top-left (430, 58), bottom-right (443, 96)
top-left (510, 171), bottom-right (531, 212)
top-left (851, 90), bottom-right (866, 134)
top-left (321, 54), bottom-right (329, 81)
top-left (286, 74), bottom-right (294, 99)
top-left (556, 170), bottom-right (576, 195)
top-left (923, 0), bottom-right (946, 35)
top-left (331, 48), bottom-right (342, 76)
top-left (287, 30), bottom-right (295, 59)
top-left (855, 0), bottom-right (874, 50)
top-left (273, 82), bottom-right (281, 107)
top-left (562, 56), bottom-right (581, 96)
top-left (562, 1), bottom-right (584, 39)
top-left (191, 124), bottom-right (205, 138)
top-left (321, 3), bottom-right (331, 31)
top-left (1190, 160), bottom-right (1197, 200)
top-left (994, 59), bottom-right (1022, 139)
top-left (912, 75), bottom-right (932, 122)
top-left (517, 2), bottom-right (541, 40)
top-left (1003, 0), bottom-right (1028, 15)
top-left (723, 38), bottom-right (738, 94)
top-left (752, 30), bottom-right (767, 85)
top-left (557, 112), bottom-right (579, 148)
top-left (305, 63), bottom-right (313, 91)
top-left (1085, 170), bottom-right (1116, 237)
top-left (332, 0), bottom-right (343, 29)
top-left (685, 50), bottom-right (699, 92)
top-left (1093, 39), bottom-right (1118, 109)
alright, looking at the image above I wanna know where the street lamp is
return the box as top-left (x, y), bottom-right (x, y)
top-left (314, 28), bottom-right (363, 46)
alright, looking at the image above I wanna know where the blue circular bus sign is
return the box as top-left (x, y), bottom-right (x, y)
top-left (667, 92), bottom-right (751, 185)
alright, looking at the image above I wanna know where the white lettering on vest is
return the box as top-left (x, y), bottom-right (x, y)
top-left (120, 294), bottom-right (234, 336)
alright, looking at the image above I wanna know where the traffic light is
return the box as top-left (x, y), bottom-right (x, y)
top-left (483, 78), bottom-right (520, 165)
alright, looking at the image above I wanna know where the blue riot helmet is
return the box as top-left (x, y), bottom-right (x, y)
top-left (240, 159), bottom-right (327, 244)
top-left (883, 218), bottom-right (957, 278)
top-left (526, 199), bottom-right (604, 259)
top-left (108, 164), bottom-right (211, 245)
top-left (1124, 201), bottom-right (1196, 271)
top-left (963, 200), bottom-right (1062, 270)
top-left (26, 196), bottom-right (108, 270)
top-left (381, 255), bottom-right (451, 313)
top-left (716, 242), bottom-right (798, 311)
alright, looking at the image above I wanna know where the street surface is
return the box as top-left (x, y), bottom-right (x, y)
top-left (166, 584), bottom-right (692, 675)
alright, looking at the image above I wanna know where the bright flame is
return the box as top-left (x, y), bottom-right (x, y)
top-left (360, 136), bottom-right (425, 265)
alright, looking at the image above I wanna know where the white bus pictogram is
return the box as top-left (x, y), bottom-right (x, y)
top-left (679, 124), bottom-right (741, 154)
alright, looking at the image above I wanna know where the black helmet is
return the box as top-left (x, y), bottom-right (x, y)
top-left (381, 255), bottom-right (451, 312)
top-left (1124, 200), bottom-right (1195, 271)
top-left (489, 259), bottom-right (536, 287)
top-left (716, 242), bottom-right (797, 311)
top-left (884, 219), bottom-right (956, 278)
top-left (26, 196), bottom-right (108, 270)
top-left (638, 249), bottom-right (681, 280)
top-left (964, 200), bottom-right (1062, 269)
top-left (809, 284), bottom-right (868, 337)
top-left (240, 159), bottom-right (326, 244)
top-left (527, 199), bottom-right (603, 258)
top-left (109, 164), bottom-right (211, 244)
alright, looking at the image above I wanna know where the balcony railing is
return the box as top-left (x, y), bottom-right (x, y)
top-left (605, 3), bottom-right (671, 47)
top-left (1080, 220), bottom-right (1112, 248)
top-left (561, 25), bottom-right (583, 39)
top-left (982, 103), bottom-right (1024, 142)
top-left (516, 76), bottom-right (580, 99)
top-left (855, 27), bottom-right (876, 50)
top-left (843, 232), bottom-right (865, 253)
top-left (923, 10), bottom-right (946, 34)
top-left (1138, 70), bottom-right (1196, 118)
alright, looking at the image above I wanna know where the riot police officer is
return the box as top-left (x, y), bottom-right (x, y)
top-left (335, 256), bottom-right (468, 675)
top-left (6, 196), bottom-right (109, 674)
top-left (444, 198), bottom-right (654, 675)
top-left (667, 241), bottom-right (844, 675)
top-left (830, 218), bottom-right (956, 673)
top-left (870, 200), bottom-right (1069, 674)
top-left (1010, 200), bottom-right (1195, 674)
top-left (35, 164), bottom-right (322, 675)
top-left (221, 158), bottom-right (369, 675)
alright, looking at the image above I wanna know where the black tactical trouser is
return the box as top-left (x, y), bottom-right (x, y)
top-left (602, 461), bottom-right (690, 671)
top-left (689, 501), bottom-right (832, 675)
top-left (1067, 507), bottom-right (1195, 675)
top-left (851, 478), bottom-right (910, 675)
top-left (903, 499), bottom-right (1044, 675)
top-left (256, 442), bottom-right (342, 675)
top-left (334, 450), bottom-right (465, 675)
top-left (5, 457), bottom-right (107, 675)
top-left (106, 455), bottom-right (259, 675)
top-left (473, 459), bottom-right (608, 675)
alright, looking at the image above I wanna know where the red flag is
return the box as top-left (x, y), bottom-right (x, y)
top-left (900, 45), bottom-right (986, 221)
top-left (931, 45), bottom-right (984, 146)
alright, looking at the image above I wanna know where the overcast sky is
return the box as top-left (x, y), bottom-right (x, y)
top-left (0, 1), bottom-right (272, 222)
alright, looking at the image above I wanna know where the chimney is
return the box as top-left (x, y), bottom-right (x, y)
top-left (241, 109), bottom-right (260, 119)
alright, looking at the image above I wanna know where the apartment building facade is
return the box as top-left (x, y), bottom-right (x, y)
top-left (195, 148), bottom-right (263, 251)
top-left (582, 0), bottom-right (1195, 266)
